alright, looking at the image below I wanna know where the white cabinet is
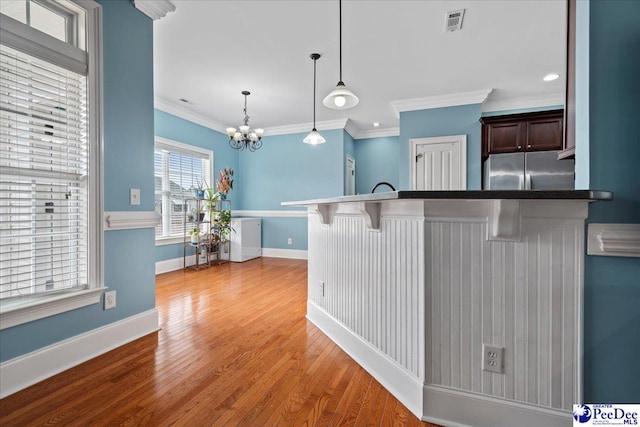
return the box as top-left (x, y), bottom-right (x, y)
top-left (230, 218), bottom-right (261, 262)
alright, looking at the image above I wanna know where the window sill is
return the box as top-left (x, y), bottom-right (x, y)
top-left (155, 236), bottom-right (184, 246)
top-left (0, 287), bottom-right (106, 330)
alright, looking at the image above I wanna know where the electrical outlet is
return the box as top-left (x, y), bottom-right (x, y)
top-left (104, 291), bottom-right (116, 310)
top-left (287, 237), bottom-right (292, 245)
top-left (482, 344), bottom-right (504, 374)
top-left (320, 280), bottom-right (325, 297)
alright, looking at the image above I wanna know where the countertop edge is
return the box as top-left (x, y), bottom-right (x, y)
top-left (281, 190), bottom-right (614, 206)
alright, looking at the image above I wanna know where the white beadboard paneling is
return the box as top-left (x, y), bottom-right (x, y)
top-left (308, 212), bottom-right (425, 379)
top-left (305, 198), bottom-right (589, 424)
top-left (425, 218), bottom-right (583, 411)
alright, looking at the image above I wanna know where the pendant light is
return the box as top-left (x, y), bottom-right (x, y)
top-left (304, 53), bottom-right (326, 145)
top-left (323, 0), bottom-right (359, 110)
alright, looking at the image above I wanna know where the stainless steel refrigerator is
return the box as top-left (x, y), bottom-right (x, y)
top-left (483, 151), bottom-right (575, 190)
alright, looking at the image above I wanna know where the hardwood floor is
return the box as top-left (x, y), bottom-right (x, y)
top-left (0, 257), bottom-right (439, 426)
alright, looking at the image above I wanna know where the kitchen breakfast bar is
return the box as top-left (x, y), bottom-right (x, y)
top-left (283, 190), bottom-right (612, 427)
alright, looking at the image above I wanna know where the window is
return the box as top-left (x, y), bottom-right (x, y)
top-left (154, 137), bottom-right (212, 243)
top-left (0, 0), bottom-right (84, 47)
top-left (0, 0), bottom-right (102, 329)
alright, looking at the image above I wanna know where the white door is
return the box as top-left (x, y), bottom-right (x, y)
top-left (345, 155), bottom-right (356, 195)
top-left (411, 135), bottom-right (467, 190)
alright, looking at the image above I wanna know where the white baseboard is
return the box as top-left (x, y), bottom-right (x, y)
top-left (307, 302), bottom-right (571, 426)
top-left (307, 302), bottom-right (424, 418)
top-left (156, 254), bottom-right (196, 274)
top-left (422, 385), bottom-right (571, 427)
top-left (156, 249), bottom-right (307, 275)
top-left (262, 248), bottom-right (308, 260)
top-left (0, 308), bottom-right (159, 398)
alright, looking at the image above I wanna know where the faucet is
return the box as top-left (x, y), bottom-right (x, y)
top-left (371, 182), bottom-right (396, 193)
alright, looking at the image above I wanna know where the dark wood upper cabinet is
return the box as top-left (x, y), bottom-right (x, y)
top-left (481, 110), bottom-right (564, 157)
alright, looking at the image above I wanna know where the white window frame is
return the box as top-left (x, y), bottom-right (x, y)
top-left (0, 0), bottom-right (103, 330)
top-left (154, 137), bottom-right (213, 246)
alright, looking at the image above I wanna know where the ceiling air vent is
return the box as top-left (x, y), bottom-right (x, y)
top-left (445, 9), bottom-right (465, 32)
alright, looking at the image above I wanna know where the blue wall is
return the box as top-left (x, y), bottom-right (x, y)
top-left (354, 136), bottom-right (399, 195)
top-left (1, 0), bottom-right (156, 361)
top-left (153, 110), bottom-right (239, 262)
top-left (481, 105), bottom-right (564, 117)
top-left (398, 104), bottom-right (483, 190)
top-left (234, 129), bottom-right (343, 250)
top-left (581, 0), bottom-right (640, 403)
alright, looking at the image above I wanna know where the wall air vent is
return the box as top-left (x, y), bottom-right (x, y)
top-left (445, 9), bottom-right (465, 32)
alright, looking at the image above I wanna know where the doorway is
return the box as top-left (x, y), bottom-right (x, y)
top-left (345, 155), bottom-right (356, 195)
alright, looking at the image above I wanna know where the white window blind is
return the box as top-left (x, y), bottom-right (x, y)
top-left (0, 43), bottom-right (88, 300)
top-left (154, 142), bottom-right (210, 239)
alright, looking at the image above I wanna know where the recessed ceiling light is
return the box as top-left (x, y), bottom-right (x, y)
top-left (543, 73), bottom-right (560, 82)
top-left (373, 122), bottom-right (380, 127)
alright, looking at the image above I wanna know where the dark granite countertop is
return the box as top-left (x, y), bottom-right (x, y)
top-left (282, 190), bottom-right (613, 206)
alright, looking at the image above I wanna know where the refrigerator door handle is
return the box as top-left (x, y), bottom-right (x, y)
top-left (525, 173), bottom-right (532, 190)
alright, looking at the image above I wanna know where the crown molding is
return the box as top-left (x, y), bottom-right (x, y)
top-left (263, 118), bottom-right (349, 137)
top-left (154, 96), bottom-right (227, 134)
top-left (343, 119), bottom-right (358, 140)
top-left (481, 93), bottom-right (565, 113)
top-left (132, 0), bottom-right (175, 20)
top-left (391, 89), bottom-right (493, 118)
top-left (355, 127), bottom-right (400, 140)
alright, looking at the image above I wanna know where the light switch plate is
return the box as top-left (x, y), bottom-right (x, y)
top-left (130, 188), bottom-right (140, 205)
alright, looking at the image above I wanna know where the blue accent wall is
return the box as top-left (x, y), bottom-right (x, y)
top-left (0, 0), bottom-right (156, 361)
top-left (234, 129), bottom-right (343, 250)
top-left (398, 104), bottom-right (482, 190)
top-left (354, 136), bottom-right (399, 195)
top-left (236, 129), bottom-right (344, 210)
top-left (481, 105), bottom-right (564, 117)
top-left (581, 0), bottom-right (640, 403)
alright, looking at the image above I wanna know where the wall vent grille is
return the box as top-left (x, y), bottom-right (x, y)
top-left (445, 9), bottom-right (465, 32)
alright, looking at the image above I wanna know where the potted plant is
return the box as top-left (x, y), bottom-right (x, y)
top-left (212, 209), bottom-right (233, 243)
top-left (188, 227), bottom-right (200, 244)
top-left (192, 179), bottom-right (206, 199)
top-left (215, 168), bottom-right (233, 200)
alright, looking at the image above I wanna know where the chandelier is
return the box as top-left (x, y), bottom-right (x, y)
top-left (226, 91), bottom-right (264, 152)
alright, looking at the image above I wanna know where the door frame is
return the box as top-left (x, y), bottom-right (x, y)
top-left (345, 154), bottom-right (356, 195)
top-left (410, 134), bottom-right (467, 190)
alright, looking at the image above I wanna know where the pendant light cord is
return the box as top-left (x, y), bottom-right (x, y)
top-left (313, 57), bottom-right (317, 129)
top-left (339, 0), bottom-right (343, 83)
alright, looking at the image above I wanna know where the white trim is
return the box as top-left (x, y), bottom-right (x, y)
top-left (391, 89), bottom-right (492, 118)
top-left (482, 93), bottom-right (565, 113)
top-left (307, 302), bottom-right (424, 419)
top-left (85, 0), bottom-right (105, 294)
top-left (132, 0), bottom-right (175, 20)
top-left (410, 135), bottom-right (467, 191)
top-left (0, 308), bottom-right (159, 398)
top-left (343, 118), bottom-right (359, 140)
top-left (421, 385), bottom-right (570, 427)
top-left (155, 96), bottom-right (228, 134)
top-left (154, 136), bottom-right (213, 158)
top-left (355, 127), bottom-right (400, 140)
top-left (263, 118), bottom-right (348, 137)
top-left (156, 250), bottom-right (307, 274)
top-left (156, 255), bottom-right (195, 275)
top-left (262, 248), bottom-right (308, 260)
top-left (233, 210), bottom-right (307, 218)
top-left (588, 223), bottom-right (640, 257)
top-left (155, 236), bottom-right (184, 246)
top-left (0, 287), bottom-right (105, 330)
top-left (104, 211), bottom-right (161, 230)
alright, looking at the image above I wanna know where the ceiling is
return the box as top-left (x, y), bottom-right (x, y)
top-left (153, 0), bottom-right (567, 138)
